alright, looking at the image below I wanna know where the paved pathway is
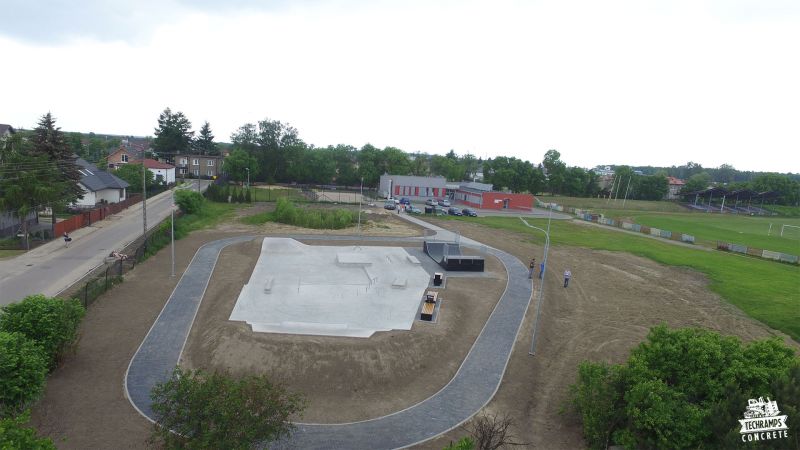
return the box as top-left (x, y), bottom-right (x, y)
top-left (125, 222), bottom-right (534, 449)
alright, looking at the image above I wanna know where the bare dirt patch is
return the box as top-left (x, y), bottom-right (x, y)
top-left (419, 218), bottom-right (798, 450)
top-left (180, 238), bottom-right (507, 423)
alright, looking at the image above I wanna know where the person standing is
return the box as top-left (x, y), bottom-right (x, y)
top-left (539, 262), bottom-right (545, 279)
top-left (563, 269), bottom-right (572, 288)
top-left (63, 232), bottom-right (72, 248)
top-left (528, 258), bottom-right (536, 279)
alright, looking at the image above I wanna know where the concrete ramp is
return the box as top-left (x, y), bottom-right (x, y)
top-left (422, 241), bottom-right (461, 264)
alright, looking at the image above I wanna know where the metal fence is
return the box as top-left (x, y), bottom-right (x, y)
top-left (59, 213), bottom-right (176, 308)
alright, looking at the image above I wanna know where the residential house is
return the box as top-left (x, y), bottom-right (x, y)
top-left (74, 158), bottom-right (129, 208)
top-left (173, 154), bottom-right (225, 179)
top-left (0, 124), bottom-right (15, 138)
top-left (107, 142), bottom-right (146, 169)
top-left (138, 158), bottom-right (176, 184)
top-left (665, 176), bottom-right (686, 200)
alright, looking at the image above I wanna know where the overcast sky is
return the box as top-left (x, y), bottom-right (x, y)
top-left (1, 0), bottom-right (798, 173)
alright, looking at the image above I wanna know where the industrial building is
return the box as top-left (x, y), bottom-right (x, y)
top-left (379, 174), bottom-right (535, 210)
top-left (379, 174), bottom-right (447, 200)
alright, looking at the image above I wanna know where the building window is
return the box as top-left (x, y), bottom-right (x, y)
top-left (180, 158), bottom-right (187, 165)
top-left (207, 169), bottom-right (213, 177)
top-left (193, 169), bottom-right (199, 176)
top-left (121, 154), bottom-right (128, 162)
top-left (192, 158), bottom-right (199, 166)
top-left (207, 160), bottom-right (214, 166)
top-left (180, 168), bottom-right (187, 175)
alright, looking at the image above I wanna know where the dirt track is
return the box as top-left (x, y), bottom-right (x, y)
top-left (27, 207), bottom-right (797, 449)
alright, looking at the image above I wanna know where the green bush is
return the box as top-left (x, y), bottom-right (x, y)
top-left (174, 190), bottom-right (205, 215)
top-left (442, 437), bottom-right (475, 450)
top-left (0, 411), bottom-right (55, 449)
top-left (570, 325), bottom-right (799, 449)
top-left (267, 198), bottom-right (356, 229)
top-left (151, 367), bottom-right (305, 449)
top-left (0, 295), bottom-right (85, 370)
top-left (0, 332), bottom-right (48, 418)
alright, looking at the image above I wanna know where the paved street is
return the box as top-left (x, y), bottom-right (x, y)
top-left (0, 181), bottom-right (206, 306)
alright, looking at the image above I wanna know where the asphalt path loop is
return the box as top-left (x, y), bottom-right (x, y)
top-left (125, 230), bottom-right (533, 449)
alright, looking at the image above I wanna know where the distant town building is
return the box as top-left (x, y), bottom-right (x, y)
top-left (137, 158), bottom-right (176, 184)
top-left (665, 176), bottom-right (685, 200)
top-left (379, 174), bottom-right (447, 199)
top-left (173, 154), bottom-right (225, 179)
top-left (454, 182), bottom-right (534, 210)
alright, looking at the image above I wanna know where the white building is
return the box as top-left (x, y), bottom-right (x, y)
top-left (140, 158), bottom-right (176, 184)
top-left (74, 158), bottom-right (129, 208)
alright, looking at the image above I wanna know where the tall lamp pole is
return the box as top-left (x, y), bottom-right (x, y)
top-left (170, 191), bottom-right (175, 277)
top-left (245, 167), bottom-right (250, 189)
top-left (520, 205), bottom-right (553, 356)
top-left (141, 161), bottom-right (147, 247)
top-left (357, 177), bottom-right (363, 234)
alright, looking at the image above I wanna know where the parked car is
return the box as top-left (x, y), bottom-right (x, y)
top-left (384, 200), bottom-right (396, 210)
top-left (425, 198), bottom-right (437, 206)
top-left (462, 208), bottom-right (478, 217)
top-left (438, 199), bottom-right (451, 207)
top-left (447, 207), bottom-right (462, 216)
top-left (399, 197), bottom-right (411, 205)
top-left (408, 206), bottom-right (423, 214)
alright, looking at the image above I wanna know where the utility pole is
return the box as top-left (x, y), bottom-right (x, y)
top-left (171, 190), bottom-right (175, 277)
top-left (142, 161), bottom-right (147, 247)
top-left (621, 175), bottom-right (632, 209)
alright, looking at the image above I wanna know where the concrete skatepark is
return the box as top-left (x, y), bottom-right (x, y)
top-left (230, 238), bottom-right (431, 338)
top-left (125, 219), bottom-right (534, 449)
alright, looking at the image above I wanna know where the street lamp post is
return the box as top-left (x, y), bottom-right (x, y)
top-left (171, 192), bottom-right (175, 278)
top-left (520, 205), bottom-right (553, 356)
top-left (357, 177), bottom-right (363, 234)
top-left (245, 167), bottom-right (250, 190)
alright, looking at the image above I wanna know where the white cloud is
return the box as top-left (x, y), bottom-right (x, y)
top-left (1, 0), bottom-right (798, 172)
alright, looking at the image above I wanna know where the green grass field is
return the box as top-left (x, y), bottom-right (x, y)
top-left (441, 215), bottom-right (800, 341)
top-left (0, 249), bottom-right (24, 259)
top-left (622, 213), bottom-right (800, 254)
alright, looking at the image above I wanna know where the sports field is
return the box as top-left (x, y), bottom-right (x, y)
top-left (441, 215), bottom-right (800, 342)
top-left (622, 213), bottom-right (800, 254)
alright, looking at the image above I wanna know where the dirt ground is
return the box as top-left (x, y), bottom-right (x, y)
top-left (420, 218), bottom-right (798, 450)
top-left (27, 208), bottom-right (798, 449)
top-left (180, 239), bottom-right (507, 423)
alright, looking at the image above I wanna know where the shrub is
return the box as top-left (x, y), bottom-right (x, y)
top-left (0, 332), bottom-right (48, 418)
top-left (0, 411), bottom-right (55, 449)
top-left (570, 325), bottom-right (799, 449)
top-left (173, 190), bottom-right (205, 215)
top-left (0, 295), bottom-right (85, 370)
top-left (270, 198), bottom-right (356, 229)
top-left (150, 367), bottom-right (305, 449)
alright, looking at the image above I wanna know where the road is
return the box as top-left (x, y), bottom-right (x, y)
top-left (0, 180), bottom-right (208, 306)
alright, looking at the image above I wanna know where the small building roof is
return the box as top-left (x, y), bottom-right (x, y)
top-left (138, 158), bottom-right (175, 169)
top-left (0, 124), bottom-right (15, 135)
top-left (76, 158), bottom-right (130, 191)
top-left (459, 181), bottom-right (493, 192)
top-left (667, 176), bottom-right (685, 185)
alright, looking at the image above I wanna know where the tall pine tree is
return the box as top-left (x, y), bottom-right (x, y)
top-left (193, 121), bottom-right (219, 156)
top-left (153, 107), bottom-right (193, 163)
top-left (29, 112), bottom-right (83, 202)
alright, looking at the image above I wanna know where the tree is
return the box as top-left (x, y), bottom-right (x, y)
top-left (114, 163), bottom-right (156, 193)
top-left (635, 175), bottom-right (668, 200)
top-left (193, 121), bottom-right (219, 156)
top-left (752, 173), bottom-right (800, 206)
top-left (0, 332), bottom-right (48, 417)
top-left (542, 150), bottom-right (567, 194)
top-left (0, 295), bottom-right (85, 370)
top-left (150, 367), bottom-right (305, 449)
top-left (153, 108), bottom-right (193, 163)
top-left (224, 149), bottom-right (258, 186)
top-left (681, 172), bottom-right (712, 194)
top-left (0, 411), bottom-right (55, 449)
top-left (0, 152), bottom-right (61, 249)
top-left (29, 113), bottom-right (84, 202)
top-left (463, 413), bottom-right (528, 450)
top-left (570, 325), bottom-right (799, 450)
top-left (174, 190), bottom-right (205, 214)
